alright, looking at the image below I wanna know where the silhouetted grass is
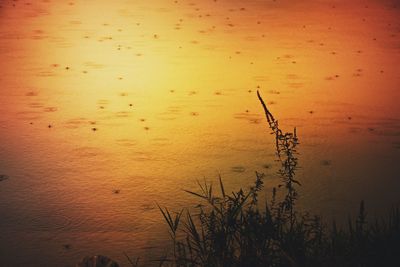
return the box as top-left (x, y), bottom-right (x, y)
top-left (152, 91), bottom-right (400, 267)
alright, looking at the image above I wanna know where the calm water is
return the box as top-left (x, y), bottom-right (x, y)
top-left (0, 0), bottom-right (399, 266)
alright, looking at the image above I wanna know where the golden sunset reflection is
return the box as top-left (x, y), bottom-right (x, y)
top-left (0, 0), bottom-right (399, 266)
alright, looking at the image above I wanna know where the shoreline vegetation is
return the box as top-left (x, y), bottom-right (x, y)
top-left (151, 91), bottom-right (400, 267)
top-left (78, 92), bottom-right (399, 267)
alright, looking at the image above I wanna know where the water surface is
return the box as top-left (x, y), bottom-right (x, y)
top-left (0, 0), bottom-right (399, 266)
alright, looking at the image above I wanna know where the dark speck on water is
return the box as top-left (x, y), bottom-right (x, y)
top-left (321, 160), bottom-right (332, 166)
top-left (0, 174), bottom-right (9, 182)
top-left (263, 164), bottom-right (271, 169)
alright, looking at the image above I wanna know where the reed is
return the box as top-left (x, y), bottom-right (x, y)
top-left (151, 91), bottom-right (400, 267)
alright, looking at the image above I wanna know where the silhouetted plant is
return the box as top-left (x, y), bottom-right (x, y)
top-left (150, 91), bottom-right (400, 267)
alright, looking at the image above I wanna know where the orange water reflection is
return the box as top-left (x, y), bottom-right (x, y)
top-left (0, 0), bottom-right (399, 266)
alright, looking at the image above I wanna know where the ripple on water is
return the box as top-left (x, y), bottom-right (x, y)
top-left (115, 111), bottom-right (131, 118)
top-left (71, 146), bottom-right (101, 157)
top-left (231, 166), bottom-right (246, 173)
top-left (320, 160), bottom-right (332, 166)
top-left (64, 118), bottom-right (90, 129)
top-left (252, 75), bottom-right (269, 82)
top-left (0, 174), bottom-right (9, 182)
top-left (116, 139), bottom-right (137, 147)
top-left (43, 107), bottom-right (58, 113)
top-left (393, 142), bottom-right (400, 149)
top-left (28, 102), bottom-right (44, 109)
top-left (23, 213), bottom-right (73, 232)
top-left (25, 91), bottom-right (39, 96)
top-left (233, 112), bottom-right (262, 124)
top-left (16, 111), bottom-right (42, 121)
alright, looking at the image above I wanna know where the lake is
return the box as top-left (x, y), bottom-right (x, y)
top-left (0, 0), bottom-right (399, 266)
